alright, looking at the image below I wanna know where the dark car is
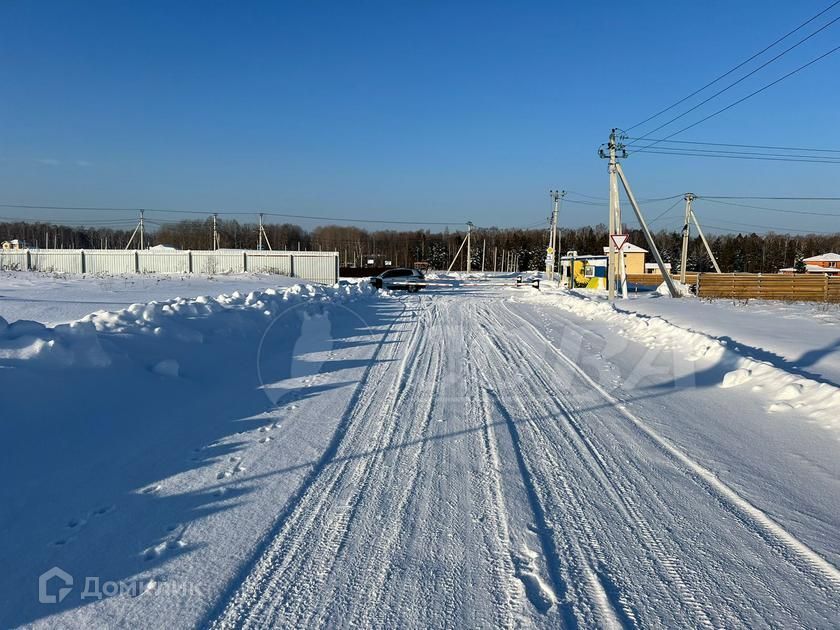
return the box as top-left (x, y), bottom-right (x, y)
top-left (371, 268), bottom-right (426, 292)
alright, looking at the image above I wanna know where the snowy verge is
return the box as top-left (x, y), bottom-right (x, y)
top-left (519, 289), bottom-right (840, 436)
top-left (0, 281), bottom-right (377, 369)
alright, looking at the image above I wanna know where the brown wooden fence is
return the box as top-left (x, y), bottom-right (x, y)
top-left (626, 273), bottom-right (699, 287)
top-left (697, 273), bottom-right (840, 302)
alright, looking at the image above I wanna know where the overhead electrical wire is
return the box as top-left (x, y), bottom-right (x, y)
top-left (625, 0), bottom-right (840, 133)
top-left (699, 198), bottom-right (840, 216)
top-left (631, 43), bottom-right (840, 153)
top-left (624, 137), bottom-right (840, 154)
top-left (629, 148), bottom-right (840, 164)
top-left (0, 203), bottom-right (469, 227)
top-left (627, 12), bottom-right (840, 146)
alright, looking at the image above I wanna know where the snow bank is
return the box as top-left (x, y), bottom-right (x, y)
top-left (521, 290), bottom-right (840, 435)
top-left (0, 281), bottom-right (377, 370)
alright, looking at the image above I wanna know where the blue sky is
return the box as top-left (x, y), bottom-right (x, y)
top-left (2, 1), bottom-right (840, 234)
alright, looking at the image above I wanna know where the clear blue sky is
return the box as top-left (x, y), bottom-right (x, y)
top-left (2, 1), bottom-right (840, 234)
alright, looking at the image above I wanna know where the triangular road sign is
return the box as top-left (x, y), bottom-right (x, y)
top-left (610, 234), bottom-right (629, 250)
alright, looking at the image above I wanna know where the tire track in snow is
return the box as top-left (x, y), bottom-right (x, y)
top-left (501, 300), bottom-right (840, 595)
top-left (255, 301), bottom-right (430, 627)
top-left (482, 305), bottom-right (715, 628)
top-left (473, 309), bottom-right (630, 629)
top-left (496, 301), bottom-right (833, 626)
top-left (207, 298), bottom-right (421, 629)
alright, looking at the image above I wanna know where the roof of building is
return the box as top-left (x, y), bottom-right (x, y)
top-left (778, 264), bottom-right (840, 274)
top-left (803, 252), bottom-right (840, 262)
top-left (602, 243), bottom-right (648, 254)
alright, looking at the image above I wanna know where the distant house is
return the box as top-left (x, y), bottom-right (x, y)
top-left (779, 252), bottom-right (840, 275)
top-left (602, 243), bottom-right (648, 275)
top-left (148, 244), bottom-right (178, 252)
top-left (1, 239), bottom-right (27, 250)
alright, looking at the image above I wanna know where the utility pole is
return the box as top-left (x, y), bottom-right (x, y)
top-left (466, 221), bottom-right (473, 273)
top-left (258, 213), bottom-right (264, 250)
top-left (604, 130), bottom-right (627, 301)
top-left (690, 206), bottom-right (722, 274)
top-left (212, 213), bottom-right (219, 250)
top-left (446, 227), bottom-right (471, 273)
top-left (481, 238), bottom-right (486, 272)
top-left (680, 193), bottom-right (694, 284)
top-left (139, 209), bottom-right (145, 250)
top-left (600, 129), bottom-right (678, 297)
top-left (554, 191), bottom-right (564, 282)
top-left (546, 190), bottom-right (563, 280)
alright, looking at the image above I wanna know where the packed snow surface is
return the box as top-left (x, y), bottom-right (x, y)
top-left (1, 274), bottom-right (838, 628)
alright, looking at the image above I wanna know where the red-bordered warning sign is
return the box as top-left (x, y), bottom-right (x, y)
top-left (610, 234), bottom-right (629, 250)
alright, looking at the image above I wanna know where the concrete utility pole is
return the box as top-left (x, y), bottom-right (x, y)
top-left (446, 226), bottom-right (471, 273)
top-left (690, 205), bottom-right (722, 274)
top-left (600, 130), bottom-right (678, 297)
top-left (680, 193), bottom-right (694, 284)
top-left (615, 162), bottom-right (679, 297)
top-left (605, 130), bottom-right (625, 301)
top-left (481, 238), bottom-right (486, 272)
top-left (212, 213), bottom-right (219, 250)
top-left (139, 209), bottom-right (145, 250)
top-left (466, 221), bottom-right (473, 273)
top-left (546, 190), bottom-right (564, 280)
top-left (258, 213), bottom-right (264, 251)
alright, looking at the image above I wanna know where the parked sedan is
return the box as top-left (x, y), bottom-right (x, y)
top-left (371, 268), bottom-right (426, 292)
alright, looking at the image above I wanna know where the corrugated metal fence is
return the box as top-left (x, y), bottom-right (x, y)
top-left (0, 249), bottom-right (339, 284)
top-left (697, 273), bottom-right (840, 302)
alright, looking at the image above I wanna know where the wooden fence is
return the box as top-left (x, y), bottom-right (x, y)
top-left (626, 273), bottom-right (699, 287)
top-left (697, 273), bottom-right (840, 302)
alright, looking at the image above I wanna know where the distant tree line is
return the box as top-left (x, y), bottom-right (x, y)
top-left (2, 218), bottom-right (839, 274)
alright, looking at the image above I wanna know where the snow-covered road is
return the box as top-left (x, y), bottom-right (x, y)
top-left (212, 285), bottom-right (840, 628)
top-left (4, 279), bottom-right (839, 628)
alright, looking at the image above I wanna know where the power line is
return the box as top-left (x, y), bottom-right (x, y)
top-left (624, 137), bottom-right (840, 154)
top-left (700, 195), bottom-right (840, 200)
top-left (699, 198), bottom-right (840, 216)
top-left (626, 0), bottom-right (840, 133)
top-left (628, 13), bottom-right (840, 145)
top-left (701, 220), bottom-right (836, 235)
top-left (632, 43), bottom-right (840, 151)
top-left (631, 148), bottom-right (840, 164)
top-left (0, 203), bottom-right (469, 226)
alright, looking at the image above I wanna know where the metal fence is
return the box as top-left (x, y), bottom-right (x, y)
top-left (0, 249), bottom-right (339, 284)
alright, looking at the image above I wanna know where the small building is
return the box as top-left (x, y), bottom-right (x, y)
top-left (779, 253), bottom-right (840, 275)
top-left (1, 239), bottom-right (27, 250)
top-left (560, 253), bottom-right (607, 289)
top-left (602, 243), bottom-right (648, 275)
top-left (149, 244), bottom-right (178, 252)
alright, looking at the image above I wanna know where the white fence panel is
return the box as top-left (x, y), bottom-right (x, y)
top-left (246, 253), bottom-right (292, 275)
top-left (0, 251), bottom-right (28, 270)
top-left (192, 251), bottom-right (245, 274)
top-left (292, 253), bottom-right (339, 284)
top-left (30, 250), bottom-right (83, 274)
top-left (4, 249), bottom-right (339, 283)
top-left (138, 251), bottom-right (190, 274)
top-left (84, 250), bottom-right (137, 274)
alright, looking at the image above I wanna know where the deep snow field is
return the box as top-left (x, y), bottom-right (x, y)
top-left (1, 271), bottom-right (838, 628)
top-left (0, 271), bottom-right (301, 325)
